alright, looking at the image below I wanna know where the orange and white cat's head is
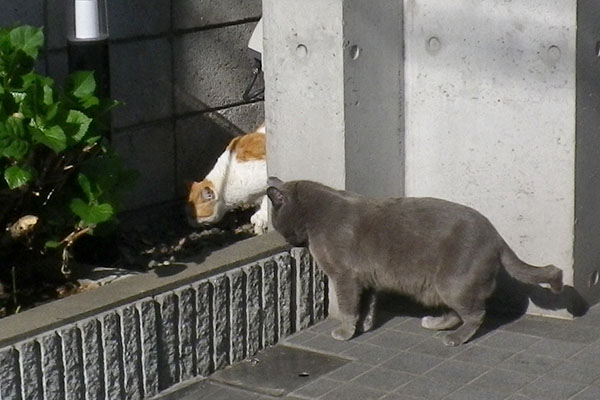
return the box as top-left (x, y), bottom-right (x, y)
top-left (186, 179), bottom-right (226, 226)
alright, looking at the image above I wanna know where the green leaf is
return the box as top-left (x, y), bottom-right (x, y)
top-left (66, 109), bottom-right (92, 142)
top-left (4, 165), bottom-right (34, 189)
top-left (0, 117), bottom-right (29, 160)
top-left (77, 173), bottom-right (94, 202)
top-left (32, 125), bottom-right (67, 153)
top-left (67, 71), bottom-right (96, 99)
top-left (9, 26), bottom-right (44, 59)
top-left (44, 240), bottom-right (61, 249)
top-left (70, 198), bottom-right (114, 225)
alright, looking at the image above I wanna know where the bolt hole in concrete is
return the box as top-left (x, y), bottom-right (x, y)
top-left (547, 45), bottom-right (561, 62)
top-left (296, 44), bottom-right (308, 58)
top-left (589, 270), bottom-right (600, 287)
top-left (428, 36), bottom-right (441, 53)
top-left (349, 44), bottom-right (361, 60)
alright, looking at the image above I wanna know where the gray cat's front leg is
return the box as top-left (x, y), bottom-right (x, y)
top-left (330, 276), bottom-right (361, 341)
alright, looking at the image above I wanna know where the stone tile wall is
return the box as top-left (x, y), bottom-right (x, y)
top-left (0, 0), bottom-right (264, 209)
top-left (0, 247), bottom-right (327, 400)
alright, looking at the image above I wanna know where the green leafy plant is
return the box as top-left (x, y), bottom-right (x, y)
top-left (0, 25), bottom-right (135, 275)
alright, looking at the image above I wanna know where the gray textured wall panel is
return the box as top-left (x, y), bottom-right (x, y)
top-left (277, 254), bottom-right (294, 339)
top-left (211, 275), bottom-right (230, 370)
top-left (0, 347), bottom-right (20, 400)
top-left (177, 287), bottom-right (197, 382)
top-left (18, 341), bottom-right (42, 400)
top-left (102, 313), bottom-right (124, 399)
top-left (80, 319), bottom-right (104, 400)
top-left (60, 327), bottom-right (85, 400)
top-left (293, 248), bottom-right (313, 330)
top-left (194, 282), bottom-right (214, 377)
top-left (314, 261), bottom-right (328, 321)
top-left (158, 294), bottom-right (180, 390)
top-left (40, 333), bottom-right (64, 399)
top-left (229, 269), bottom-right (247, 363)
top-left (245, 264), bottom-right (263, 357)
top-left (139, 300), bottom-right (159, 397)
top-left (121, 306), bottom-right (143, 400)
top-left (262, 259), bottom-right (278, 347)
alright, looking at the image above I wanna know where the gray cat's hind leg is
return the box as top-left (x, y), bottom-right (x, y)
top-left (442, 308), bottom-right (485, 346)
top-left (330, 277), bottom-right (362, 341)
top-left (359, 290), bottom-right (378, 333)
top-left (421, 312), bottom-right (461, 330)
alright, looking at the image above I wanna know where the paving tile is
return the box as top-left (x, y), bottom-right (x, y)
top-left (574, 307), bottom-right (600, 328)
top-left (380, 394), bottom-right (422, 400)
top-left (424, 360), bottom-right (488, 385)
top-left (444, 385), bottom-right (508, 400)
top-left (549, 325), bottom-right (600, 344)
top-left (382, 352), bottom-right (443, 374)
top-left (325, 363), bottom-right (373, 381)
top-left (545, 360), bottom-right (600, 385)
top-left (340, 343), bottom-right (400, 365)
top-left (497, 352), bottom-right (561, 375)
top-left (525, 338), bottom-right (585, 359)
top-left (284, 330), bottom-right (320, 346)
top-left (291, 377), bottom-right (339, 399)
top-left (365, 330), bottom-right (426, 350)
top-left (308, 318), bottom-right (339, 335)
top-left (477, 331), bottom-right (540, 352)
top-left (320, 382), bottom-right (386, 400)
top-left (408, 338), bottom-right (468, 359)
top-left (390, 318), bottom-right (440, 337)
top-left (517, 376), bottom-right (587, 400)
top-left (396, 376), bottom-right (461, 400)
top-left (470, 368), bottom-right (536, 394)
top-left (453, 345), bottom-right (515, 367)
top-left (571, 386), bottom-right (600, 400)
top-left (569, 346), bottom-right (600, 369)
top-left (351, 367), bottom-right (415, 392)
top-left (502, 316), bottom-right (566, 338)
top-left (302, 334), bottom-right (357, 355)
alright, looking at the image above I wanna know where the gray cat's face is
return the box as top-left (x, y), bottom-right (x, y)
top-left (266, 177), bottom-right (308, 246)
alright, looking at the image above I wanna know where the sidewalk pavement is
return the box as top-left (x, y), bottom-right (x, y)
top-left (156, 304), bottom-right (600, 400)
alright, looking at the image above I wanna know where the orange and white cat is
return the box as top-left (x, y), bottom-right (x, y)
top-left (186, 124), bottom-right (268, 234)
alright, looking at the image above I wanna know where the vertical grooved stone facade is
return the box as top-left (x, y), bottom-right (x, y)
top-left (0, 249), bottom-right (325, 400)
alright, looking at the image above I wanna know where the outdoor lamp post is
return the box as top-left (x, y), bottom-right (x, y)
top-left (67, 0), bottom-right (111, 139)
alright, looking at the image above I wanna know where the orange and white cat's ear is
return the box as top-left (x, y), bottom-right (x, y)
top-left (201, 186), bottom-right (215, 201)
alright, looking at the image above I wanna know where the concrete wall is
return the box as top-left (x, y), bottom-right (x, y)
top-left (264, 0), bottom-right (405, 198)
top-left (404, 1), bottom-right (577, 316)
top-left (0, 0), bottom-right (264, 209)
top-left (0, 236), bottom-right (327, 400)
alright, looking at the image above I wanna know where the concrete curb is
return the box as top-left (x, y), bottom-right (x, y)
top-left (0, 234), bottom-right (327, 400)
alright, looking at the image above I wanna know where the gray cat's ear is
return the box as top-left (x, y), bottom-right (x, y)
top-left (267, 186), bottom-right (285, 209)
top-left (267, 176), bottom-right (283, 187)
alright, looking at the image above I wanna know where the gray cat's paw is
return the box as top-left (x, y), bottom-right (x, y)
top-left (331, 326), bottom-right (355, 341)
top-left (442, 333), bottom-right (463, 347)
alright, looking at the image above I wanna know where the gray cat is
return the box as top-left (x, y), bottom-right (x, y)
top-left (266, 177), bottom-right (563, 346)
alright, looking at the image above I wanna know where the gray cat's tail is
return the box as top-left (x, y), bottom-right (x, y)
top-left (500, 246), bottom-right (563, 293)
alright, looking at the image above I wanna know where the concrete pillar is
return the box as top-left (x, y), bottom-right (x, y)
top-left (263, 0), bottom-right (404, 198)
